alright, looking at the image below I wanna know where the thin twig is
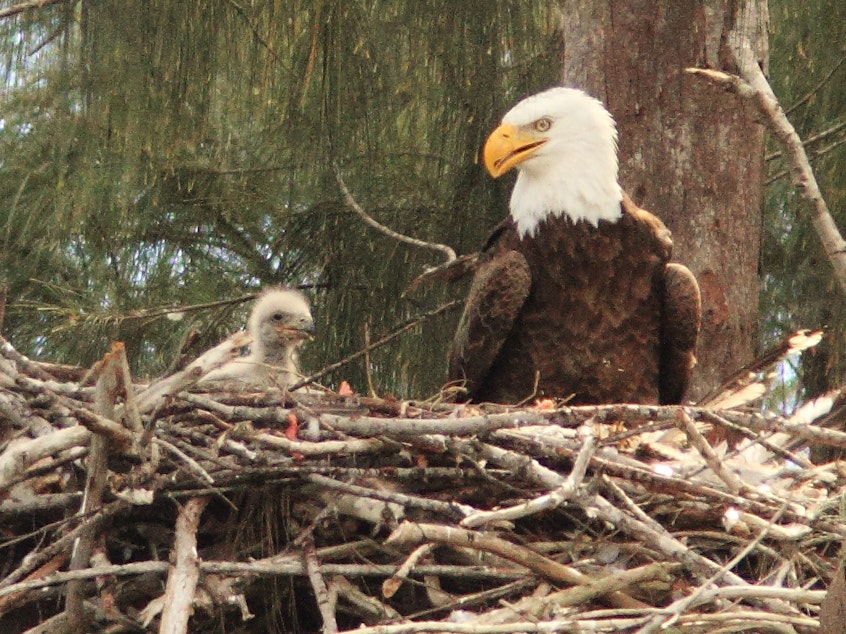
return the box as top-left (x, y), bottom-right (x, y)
top-left (0, 0), bottom-right (70, 20)
top-left (303, 538), bottom-right (339, 634)
top-left (289, 300), bottom-right (461, 390)
top-left (333, 161), bottom-right (457, 263)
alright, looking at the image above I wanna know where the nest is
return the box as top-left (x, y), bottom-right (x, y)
top-left (1, 334), bottom-right (846, 634)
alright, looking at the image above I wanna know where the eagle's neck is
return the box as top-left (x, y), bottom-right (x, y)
top-left (509, 162), bottom-right (623, 238)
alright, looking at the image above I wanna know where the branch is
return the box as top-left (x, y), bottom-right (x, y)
top-left (686, 63), bottom-right (846, 293)
top-left (0, 0), bottom-right (71, 20)
top-left (158, 496), bottom-right (210, 634)
top-left (303, 539), bottom-right (339, 634)
top-left (333, 162), bottom-right (457, 263)
top-left (385, 522), bottom-right (647, 610)
top-left (460, 422), bottom-right (596, 528)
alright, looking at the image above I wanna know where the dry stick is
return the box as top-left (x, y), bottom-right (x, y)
top-left (385, 522), bottom-right (647, 610)
top-left (674, 409), bottom-right (745, 495)
top-left (158, 496), bottom-right (210, 634)
top-left (65, 346), bottom-right (121, 630)
top-left (460, 421), bottom-right (596, 528)
top-left (333, 575), bottom-right (403, 621)
top-left (0, 425), bottom-right (91, 490)
top-left (580, 492), bottom-right (795, 616)
top-left (0, 500), bottom-right (126, 590)
top-left (0, 561), bottom-right (522, 602)
top-left (347, 616), bottom-right (649, 634)
top-left (383, 543), bottom-right (434, 599)
top-left (0, 0), bottom-right (70, 20)
top-left (686, 61), bottom-right (846, 293)
top-left (303, 539), bottom-right (339, 634)
top-left (470, 562), bottom-right (677, 627)
top-left (289, 300), bottom-right (461, 391)
top-left (333, 161), bottom-right (457, 264)
top-left (154, 438), bottom-right (215, 485)
top-left (634, 503), bottom-right (790, 634)
top-left (305, 473), bottom-right (474, 519)
top-left (133, 330), bottom-right (252, 415)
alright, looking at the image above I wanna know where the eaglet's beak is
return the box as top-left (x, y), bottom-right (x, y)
top-left (275, 317), bottom-right (315, 341)
top-left (483, 123), bottom-right (548, 178)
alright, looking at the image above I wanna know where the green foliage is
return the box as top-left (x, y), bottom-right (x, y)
top-left (765, 0), bottom-right (846, 399)
top-left (0, 0), bottom-right (559, 393)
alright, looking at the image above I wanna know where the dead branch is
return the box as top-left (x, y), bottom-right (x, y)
top-left (385, 522), bottom-right (647, 610)
top-left (0, 0), bottom-right (71, 20)
top-left (333, 162), bottom-right (456, 263)
top-left (686, 62), bottom-right (846, 292)
top-left (158, 496), bottom-right (210, 634)
top-left (303, 538), bottom-right (339, 634)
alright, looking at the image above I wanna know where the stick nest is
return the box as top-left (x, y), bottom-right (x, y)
top-left (1, 336), bottom-right (845, 633)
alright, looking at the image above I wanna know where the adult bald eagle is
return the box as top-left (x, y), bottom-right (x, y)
top-left (448, 87), bottom-right (701, 405)
top-left (200, 287), bottom-right (314, 389)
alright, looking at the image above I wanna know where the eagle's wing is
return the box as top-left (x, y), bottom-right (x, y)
top-left (658, 262), bottom-right (702, 404)
top-left (448, 249), bottom-right (531, 395)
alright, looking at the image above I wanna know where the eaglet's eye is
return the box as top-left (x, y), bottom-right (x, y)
top-left (271, 312), bottom-right (285, 322)
top-left (533, 117), bottom-right (552, 133)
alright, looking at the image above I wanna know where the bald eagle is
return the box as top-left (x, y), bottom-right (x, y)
top-left (448, 87), bottom-right (701, 405)
top-left (200, 287), bottom-right (315, 389)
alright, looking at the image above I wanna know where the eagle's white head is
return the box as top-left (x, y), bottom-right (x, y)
top-left (484, 87), bottom-right (623, 237)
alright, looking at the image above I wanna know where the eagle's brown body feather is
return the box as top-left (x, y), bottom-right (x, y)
top-left (449, 194), bottom-right (700, 405)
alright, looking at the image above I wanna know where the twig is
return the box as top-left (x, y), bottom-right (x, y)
top-left (65, 346), bottom-right (120, 629)
top-left (159, 496), bottom-right (210, 634)
top-left (460, 421), bottom-right (596, 528)
top-left (306, 473), bottom-right (474, 520)
top-left (133, 330), bottom-right (252, 414)
top-left (634, 503), bottom-right (790, 633)
top-left (385, 522), bottom-right (647, 610)
top-left (0, 0), bottom-right (70, 20)
top-left (303, 538), bottom-right (339, 634)
top-left (333, 162), bottom-right (457, 263)
top-left (784, 53), bottom-right (846, 115)
top-left (289, 300), bottom-right (461, 390)
top-left (0, 425), bottom-right (91, 490)
top-left (674, 409), bottom-right (745, 494)
top-left (383, 543), bottom-right (434, 599)
top-left (154, 438), bottom-right (215, 485)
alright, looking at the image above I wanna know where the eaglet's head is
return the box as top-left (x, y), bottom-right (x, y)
top-left (483, 86), bottom-right (623, 234)
top-left (248, 287), bottom-right (315, 356)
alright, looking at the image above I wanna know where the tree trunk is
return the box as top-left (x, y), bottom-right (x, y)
top-left (556, 0), bottom-right (768, 400)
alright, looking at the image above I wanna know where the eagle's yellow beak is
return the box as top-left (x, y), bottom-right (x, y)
top-left (483, 123), bottom-right (548, 178)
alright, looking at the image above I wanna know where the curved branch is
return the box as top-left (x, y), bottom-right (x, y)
top-left (333, 162), bottom-right (457, 264)
top-left (687, 64), bottom-right (846, 294)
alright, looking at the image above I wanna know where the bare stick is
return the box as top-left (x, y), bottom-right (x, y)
top-left (159, 496), bottom-right (210, 634)
top-left (65, 347), bottom-right (120, 629)
top-left (635, 503), bottom-right (790, 634)
top-left (303, 539), bottom-right (339, 634)
top-left (0, 0), bottom-right (70, 20)
top-left (674, 409), bottom-right (745, 494)
top-left (133, 330), bottom-right (252, 414)
top-left (385, 522), bottom-right (647, 610)
top-left (333, 162), bottom-right (456, 263)
top-left (686, 63), bottom-right (846, 292)
top-left (460, 422), bottom-right (596, 528)
top-left (383, 543), bottom-right (434, 599)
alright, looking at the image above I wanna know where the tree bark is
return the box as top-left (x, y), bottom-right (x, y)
top-left (556, 0), bottom-right (768, 400)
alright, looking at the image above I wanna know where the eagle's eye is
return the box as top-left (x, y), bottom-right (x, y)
top-left (534, 117), bottom-right (552, 132)
top-left (271, 312), bottom-right (285, 322)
